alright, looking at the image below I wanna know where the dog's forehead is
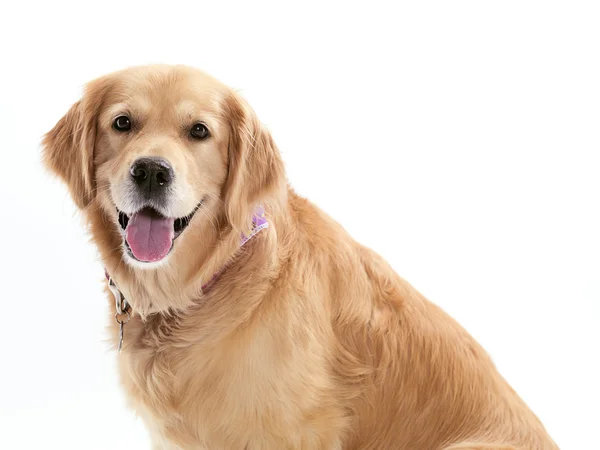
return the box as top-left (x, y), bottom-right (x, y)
top-left (104, 66), bottom-right (227, 115)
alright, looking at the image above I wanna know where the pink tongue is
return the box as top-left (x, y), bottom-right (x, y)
top-left (125, 210), bottom-right (175, 262)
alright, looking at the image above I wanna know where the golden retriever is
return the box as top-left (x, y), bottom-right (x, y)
top-left (42, 65), bottom-right (558, 450)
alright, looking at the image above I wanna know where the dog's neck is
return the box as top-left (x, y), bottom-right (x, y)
top-left (94, 200), bottom-right (279, 317)
top-left (196, 205), bottom-right (269, 293)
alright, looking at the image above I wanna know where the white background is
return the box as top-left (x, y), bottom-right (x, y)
top-left (0, 1), bottom-right (598, 449)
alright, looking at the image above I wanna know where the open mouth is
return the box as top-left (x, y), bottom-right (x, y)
top-left (116, 202), bottom-right (202, 263)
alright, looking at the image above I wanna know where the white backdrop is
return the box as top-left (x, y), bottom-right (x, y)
top-left (0, 1), bottom-right (598, 449)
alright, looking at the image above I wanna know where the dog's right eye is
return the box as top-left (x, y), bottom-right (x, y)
top-left (113, 115), bottom-right (132, 132)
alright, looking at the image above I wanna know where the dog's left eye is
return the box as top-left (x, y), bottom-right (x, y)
top-left (113, 115), bottom-right (132, 132)
top-left (190, 123), bottom-right (210, 140)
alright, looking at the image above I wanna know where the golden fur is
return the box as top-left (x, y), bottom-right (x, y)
top-left (43, 65), bottom-right (558, 449)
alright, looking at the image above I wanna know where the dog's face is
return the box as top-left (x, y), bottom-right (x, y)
top-left (44, 65), bottom-right (283, 270)
top-left (95, 68), bottom-right (230, 266)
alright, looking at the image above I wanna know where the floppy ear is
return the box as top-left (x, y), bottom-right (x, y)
top-left (42, 80), bottom-right (106, 209)
top-left (222, 92), bottom-right (286, 230)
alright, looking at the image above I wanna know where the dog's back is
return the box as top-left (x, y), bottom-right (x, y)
top-left (286, 192), bottom-right (558, 449)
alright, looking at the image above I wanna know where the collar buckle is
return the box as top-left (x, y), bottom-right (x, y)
top-left (107, 276), bottom-right (130, 352)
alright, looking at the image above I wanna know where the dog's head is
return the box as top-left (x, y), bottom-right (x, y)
top-left (43, 65), bottom-right (284, 270)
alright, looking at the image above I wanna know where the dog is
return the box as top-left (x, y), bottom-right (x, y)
top-left (43, 65), bottom-right (558, 450)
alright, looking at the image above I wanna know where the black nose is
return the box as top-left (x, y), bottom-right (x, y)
top-left (130, 157), bottom-right (174, 193)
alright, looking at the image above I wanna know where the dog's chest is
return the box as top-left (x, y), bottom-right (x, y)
top-left (116, 321), bottom-right (346, 449)
top-left (119, 343), bottom-right (249, 447)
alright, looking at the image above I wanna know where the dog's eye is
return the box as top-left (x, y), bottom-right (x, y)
top-left (190, 123), bottom-right (210, 140)
top-left (113, 116), bottom-right (132, 132)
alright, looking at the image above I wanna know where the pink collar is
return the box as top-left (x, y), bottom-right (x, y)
top-left (201, 206), bottom-right (269, 291)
